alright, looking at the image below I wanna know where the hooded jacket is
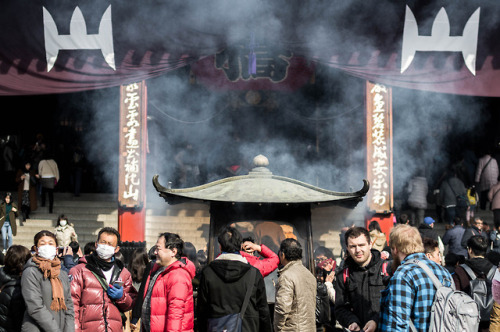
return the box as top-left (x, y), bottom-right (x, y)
top-left (334, 249), bottom-right (390, 329)
top-left (274, 260), bottom-right (317, 331)
top-left (54, 224), bottom-right (78, 247)
top-left (0, 267), bottom-right (25, 332)
top-left (197, 253), bottom-right (272, 332)
top-left (21, 258), bottom-right (75, 332)
top-left (142, 258), bottom-right (196, 332)
top-left (453, 257), bottom-right (495, 295)
top-left (69, 255), bottom-right (137, 332)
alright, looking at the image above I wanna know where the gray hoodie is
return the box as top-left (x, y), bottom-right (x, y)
top-left (21, 258), bottom-right (75, 332)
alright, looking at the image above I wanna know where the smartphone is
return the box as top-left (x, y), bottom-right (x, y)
top-left (58, 247), bottom-right (65, 255)
top-left (113, 281), bottom-right (124, 287)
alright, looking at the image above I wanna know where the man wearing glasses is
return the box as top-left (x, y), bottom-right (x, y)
top-left (461, 218), bottom-right (488, 250)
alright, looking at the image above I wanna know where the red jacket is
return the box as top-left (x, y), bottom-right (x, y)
top-left (240, 244), bottom-right (279, 277)
top-left (143, 258), bottom-right (196, 332)
top-left (69, 256), bottom-right (137, 332)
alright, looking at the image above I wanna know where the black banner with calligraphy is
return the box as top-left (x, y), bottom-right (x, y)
top-left (118, 81), bottom-right (147, 208)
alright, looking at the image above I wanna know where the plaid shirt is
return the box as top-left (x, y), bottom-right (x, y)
top-left (379, 253), bottom-right (453, 332)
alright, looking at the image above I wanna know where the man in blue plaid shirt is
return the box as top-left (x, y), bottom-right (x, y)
top-left (379, 224), bottom-right (453, 331)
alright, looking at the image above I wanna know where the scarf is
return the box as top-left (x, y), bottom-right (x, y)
top-left (88, 252), bottom-right (115, 271)
top-left (31, 256), bottom-right (67, 311)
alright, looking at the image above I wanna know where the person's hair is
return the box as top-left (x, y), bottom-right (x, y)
top-left (445, 252), bottom-right (459, 267)
top-left (314, 246), bottom-right (335, 260)
top-left (423, 238), bottom-right (439, 255)
top-left (389, 224), bottom-right (424, 255)
top-left (34, 230), bottom-right (58, 247)
top-left (57, 214), bottom-right (69, 226)
top-left (148, 246), bottom-right (157, 261)
top-left (128, 248), bottom-right (149, 283)
top-left (345, 227), bottom-right (371, 245)
top-left (467, 235), bottom-right (488, 256)
top-left (183, 242), bottom-right (197, 263)
top-left (197, 251), bottom-right (207, 267)
top-left (241, 236), bottom-right (255, 243)
top-left (68, 241), bottom-right (79, 255)
top-left (4, 192), bottom-right (12, 203)
top-left (279, 238), bottom-right (302, 261)
top-left (399, 213), bottom-right (409, 224)
top-left (368, 220), bottom-right (382, 233)
top-left (159, 232), bottom-right (184, 259)
top-left (114, 251), bottom-right (124, 263)
top-left (217, 226), bottom-right (242, 253)
top-left (84, 242), bottom-right (96, 255)
top-left (4, 245), bottom-right (31, 275)
top-left (473, 218), bottom-right (483, 226)
top-left (486, 251), bottom-right (500, 266)
top-left (453, 216), bottom-right (463, 226)
top-left (97, 227), bottom-right (121, 246)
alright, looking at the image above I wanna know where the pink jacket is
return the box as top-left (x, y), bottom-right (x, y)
top-left (143, 258), bottom-right (196, 332)
top-left (489, 182), bottom-right (500, 210)
top-left (240, 244), bottom-right (279, 277)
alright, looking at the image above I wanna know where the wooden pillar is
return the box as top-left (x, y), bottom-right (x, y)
top-left (365, 81), bottom-right (394, 241)
top-left (118, 81), bottom-right (148, 242)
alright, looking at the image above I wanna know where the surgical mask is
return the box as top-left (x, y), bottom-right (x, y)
top-left (59, 220), bottom-right (67, 227)
top-left (96, 244), bottom-right (116, 260)
top-left (38, 245), bottom-right (57, 260)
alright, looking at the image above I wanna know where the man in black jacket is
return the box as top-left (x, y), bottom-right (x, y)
top-left (334, 227), bottom-right (390, 332)
top-left (197, 226), bottom-right (272, 332)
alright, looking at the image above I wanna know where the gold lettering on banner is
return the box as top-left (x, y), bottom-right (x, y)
top-left (119, 82), bottom-right (146, 207)
top-left (366, 82), bottom-right (393, 213)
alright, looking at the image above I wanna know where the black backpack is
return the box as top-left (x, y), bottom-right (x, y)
top-left (315, 282), bottom-right (331, 325)
top-left (460, 264), bottom-right (496, 322)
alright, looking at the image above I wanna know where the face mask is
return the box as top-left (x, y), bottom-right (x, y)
top-left (96, 244), bottom-right (116, 260)
top-left (59, 220), bottom-right (67, 227)
top-left (38, 245), bottom-right (57, 260)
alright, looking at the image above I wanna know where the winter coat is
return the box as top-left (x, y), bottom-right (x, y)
top-left (69, 255), bottom-right (137, 332)
top-left (442, 225), bottom-right (468, 257)
top-left (407, 176), bottom-right (428, 209)
top-left (418, 224), bottom-right (439, 242)
top-left (334, 249), bottom-right (389, 328)
top-left (439, 176), bottom-right (467, 207)
top-left (0, 267), bottom-right (25, 332)
top-left (475, 155), bottom-right (499, 192)
top-left (21, 258), bottom-right (75, 332)
top-left (142, 258), bottom-right (196, 332)
top-left (0, 203), bottom-right (18, 237)
top-left (461, 226), bottom-right (489, 249)
top-left (38, 159), bottom-right (59, 183)
top-left (452, 257), bottom-right (495, 294)
top-left (488, 182), bottom-right (500, 210)
top-left (274, 260), bottom-right (317, 332)
top-left (369, 230), bottom-right (387, 252)
top-left (55, 225), bottom-right (78, 247)
top-left (239, 244), bottom-right (279, 277)
top-left (197, 253), bottom-right (272, 332)
top-left (15, 169), bottom-right (37, 211)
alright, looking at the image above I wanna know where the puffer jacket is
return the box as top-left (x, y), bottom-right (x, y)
top-left (143, 258), bottom-right (195, 332)
top-left (488, 182), bottom-right (500, 210)
top-left (274, 260), bottom-right (317, 331)
top-left (55, 224), bottom-right (78, 247)
top-left (0, 267), bottom-right (24, 332)
top-left (21, 258), bottom-right (75, 332)
top-left (69, 255), bottom-right (137, 332)
top-left (407, 176), bottom-right (428, 209)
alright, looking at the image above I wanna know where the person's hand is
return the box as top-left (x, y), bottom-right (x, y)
top-left (77, 248), bottom-right (83, 258)
top-left (107, 284), bottom-right (123, 300)
top-left (35, 174), bottom-right (40, 179)
top-left (363, 320), bottom-right (377, 332)
top-left (11, 207), bottom-right (17, 212)
top-left (20, 175), bottom-right (25, 180)
top-left (381, 251), bottom-right (390, 260)
top-left (325, 271), bottom-right (334, 284)
top-left (242, 241), bottom-right (261, 253)
top-left (322, 260), bottom-right (335, 272)
top-left (130, 323), bottom-right (138, 331)
top-left (63, 246), bottom-right (73, 256)
top-left (348, 322), bottom-right (361, 331)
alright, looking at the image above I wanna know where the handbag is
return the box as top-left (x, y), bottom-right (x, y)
top-left (207, 268), bottom-right (256, 332)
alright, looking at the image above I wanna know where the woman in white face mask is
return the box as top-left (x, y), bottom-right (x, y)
top-left (54, 214), bottom-right (78, 247)
top-left (20, 230), bottom-right (75, 331)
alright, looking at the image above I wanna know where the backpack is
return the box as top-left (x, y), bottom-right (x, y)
top-left (408, 259), bottom-right (480, 332)
top-left (460, 264), bottom-right (496, 322)
top-left (315, 282), bottom-right (331, 325)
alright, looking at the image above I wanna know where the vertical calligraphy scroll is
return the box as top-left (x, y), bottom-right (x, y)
top-left (118, 81), bottom-right (147, 208)
top-left (366, 82), bottom-right (393, 213)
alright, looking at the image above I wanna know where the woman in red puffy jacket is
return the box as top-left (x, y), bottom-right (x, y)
top-left (141, 233), bottom-right (196, 332)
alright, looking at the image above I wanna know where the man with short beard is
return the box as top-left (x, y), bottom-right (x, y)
top-left (379, 224), bottom-right (452, 331)
top-left (334, 227), bottom-right (390, 332)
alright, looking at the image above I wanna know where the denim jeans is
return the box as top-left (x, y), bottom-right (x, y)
top-left (1, 221), bottom-right (12, 250)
